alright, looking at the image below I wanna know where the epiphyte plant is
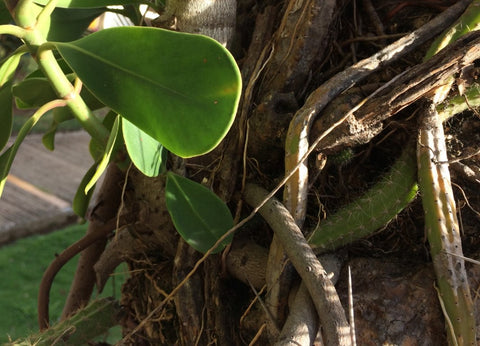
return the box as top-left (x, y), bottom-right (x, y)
top-left (0, 0), bottom-right (242, 253)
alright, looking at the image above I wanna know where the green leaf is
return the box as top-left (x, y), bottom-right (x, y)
top-left (47, 7), bottom-right (107, 42)
top-left (42, 107), bottom-right (75, 151)
top-left (0, 146), bottom-right (13, 196)
top-left (0, 82), bottom-right (13, 151)
top-left (85, 114), bottom-right (120, 193)
top-left (34, 0), bottom-right (143, 8)
top-left (89, 110), bottom-right (116, 161)
top-left (13, 74), bottom-right (104, 110)
top-left (0, 105), bottom-right (50, 197)
top-left (25, 3), bottom-right (106, 42)
top-left (41, 122), bottom-right (58, 151)
top-left (0, 2), bottom-right (12, 25)
top-left (0, 48), bottom-right (26, 88)
top-left (122, 117), bottom-right (166, 177)
top-left (165, 172), bottom-right (234, 254)
top-left (73, 162), bottom-right (98, 218)
top-left (13, 77), bottom-right (59, 109)
top-left (55, 27), bottom-right (242, 158)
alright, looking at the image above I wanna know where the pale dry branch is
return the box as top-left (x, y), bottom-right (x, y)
top-left (244, 183), bottom-right (351, 346)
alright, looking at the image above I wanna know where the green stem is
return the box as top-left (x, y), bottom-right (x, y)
top-left (308, 143), bottom-right (418, 252)
top-left (13, 0), bottom-right (37, 29)
top-left (36, 43), bottom-right (73, 97)
top-left (307, 77), bottom-right (480, 253)
top-left (37, 43), bottom-right (109, 141)
top-left (35, 0), bottom-right (58, 29)
top-left (419, 2), bottom-right (480, 344)
top-left (37, 43), bottom-right (109, 142)
top-left (424, 0), bottom-right (480, 60)
top-left (8, 0), bottom-right (110, 144)
top-left (437, 82), bottom-right (480, 120)
top-left (417, 102), bottom-right (475, 346)
top-left (0, 24), bottom-right (27, 38)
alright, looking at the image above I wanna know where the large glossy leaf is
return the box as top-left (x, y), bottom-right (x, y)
top-left (55, 27), bottom-right (242, 158)
top-left (165, 172), bottom-right (234, 254)
top-left (27, 3), bottom-right (106, 42)
top-left (0, 82), bottom-right (12, 151)
top-left (122, 117), bottom-right (166, 177)
top-left (47, 7), bottom-right (107, 42)
top-left (34, 0), bottom-right (143, 8)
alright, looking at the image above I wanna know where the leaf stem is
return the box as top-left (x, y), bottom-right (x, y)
top-left (35, 0), bottom-right (58, 29)
top-left (8, 0), bottom-right (110, 144)
top-left (36, 43), bottom-right (110, 142)
top-left (13, 0), bottom-right (38, 29)
top-left (0, 24), bottom-right (27, 38)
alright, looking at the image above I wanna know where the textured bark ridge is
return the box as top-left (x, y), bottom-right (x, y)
top-left (161, 0), bottom-right (236, 47)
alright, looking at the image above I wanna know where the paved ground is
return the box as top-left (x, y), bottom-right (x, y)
top-left (0, 131), bottom-right (93, 245)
